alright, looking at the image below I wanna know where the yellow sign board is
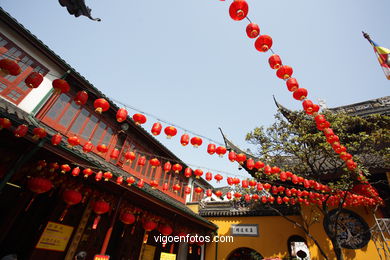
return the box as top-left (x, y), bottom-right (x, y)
top-left (160, 252), bottom-right (176, 260)
top-left (94, 255), bottom-right (110, 260)
top-left (36, 221), bottom-right (74, 251)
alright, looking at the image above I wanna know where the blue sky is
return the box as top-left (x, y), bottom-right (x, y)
top-left (2, 0), bottom-right (389, 186)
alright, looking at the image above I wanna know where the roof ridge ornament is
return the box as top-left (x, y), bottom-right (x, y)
top-left (58, 0), bottom-right (101, 22)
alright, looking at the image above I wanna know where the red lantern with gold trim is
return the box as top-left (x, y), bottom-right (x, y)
top-left (236, 153), bottom-right (246, 165)
top-left (150, 180), bottom-right (159, 189)
top-left (52, 79), bottom-right (70, 94)
top-left (26, 177), bottom-right (53, 211)
top-left (126, 176), bottom-right (136, 186)
top-left (83, 168), bottom-right (93, 178)
top-left (254, 160), bottom-right (265, 170)
top-left (172, 163), bottom-right (182, 173)
top-left (194, 169), bottom-right (203, 179)
top-left (97, 144), bottom-right (108, 154)
top-left (163, 161), bottom-right (172, 173)
top-left (92, 200), bottom-right (110, 229)
top-left (51, 133), bottom-right (62, 145)
top-left (246, 23), bottom-right (260, 38)
top-left (173, 183), bottom-right (181, 192)
top-left (293, 88), bottom-right (308, 101)
top-left (229, 0), bottom-right (248, 21)
top-left (0, 118), bottom-right (12, 130)
top-left (60, 189), bottom-right (82, 221)
top-left (246, 158), bottom-right (255, 170)
top-left (184, 186), bottom-right (191, 195)
top-left (116, 108), bottom-right (128, 123)
top-left (0, 59), bottom-right (21, 76)
top-left (214, 174), bottom-right (223, 183)
top-left (137, 179), bottom-right (145, 188)
top-left (94, 98), bottom-right (110, 114)
top-left (95, 171), bottom-right (103, 181)
top-left (133, 113), bottom-right (147, 125)
top-left (82, 141), bottom-right (94, 153)
top-left (151, 122), bottom-right (162, 136)
top-left (103, 171), bottom-right (113, 181)
top-left (190, 136), bottom-right (203, 148)
top-left (14, 124), bottom-right (28, 138)
top-left (25, 72), bottom-right (43, 89)
top-left (61, 164), bottom-right (71, 174)
top-left (137, 156), bottom-right (146, 167)
top-left (67, 136), bottom-right (80, 147)
top-left (164, 126), bottom-right (177, 139)
top-left (268, 54), bottom-right (282, 69)
top-left (215, 146), bottom-right (227, 157)
top-left (194, 187), bottom-right (203, 194)
top-left (74, 90), bottom-right (88, 105)
top-left (162, 182), bottom-right (169, 191)
top-left (286, 78), bottom-right (299, 92)
top-left (184, 167), bottom-right (192, 178)
top-left (215, 190), bottom-right (223, 197)
top-left (116, 176), bottom-right (123, 185)
top-left (180, 134), bottom-right (190, 146)
top-left (142, 220), bottom-right (157, 243)
top-left (207, 144), bottom-right (216, 155)
top-left (255, 35), bottom-right (273, 52)
top-left (125, 151), bottom-right (136, 163)
top-left (71, 167), bottom-right (80, 177)
top-left (32, 127), bottom-right (47, 140)
top-left (149, 158), bottom-right (160, 168)
top-left (228, 151), bottom-right (237, 162)
top-left (276, 65), bottom-right (293, 79)
top-left (205, 172), bottom-right (212, 181)
top-left (120, 210), bottom-right (135, 225)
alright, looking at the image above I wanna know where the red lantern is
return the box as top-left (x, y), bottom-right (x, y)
top-left (216, 146), bottom-right (227, 157)
top-left (242, 180), bottom-right (249, 188)
top-left (0, 59), bottom-right (21, 76)
top-left (150, 180), bottom-right (159, 189)
top-left (151, 122), bottom-right (162, 136)
top-left (92, 200), bottom-right (110, 229)
top-left (36, 160), bottom-right (47, 170)
top-left (103, 171), bottom-right (113, 181)
top-left (149, 158), bottom-right (160, 168)
top-left (228, 151), bottom-right (237, 162)
top-left (184, 186), bottom-right (191, 195)
top-left (279, 171), bottom-right (287, 181)
top-left (126, 176), bottom-right (136, 186)
top-left (163, 161), bottom-right (172, 173)
top-left (94, 98), bottom-right (110, 114)
top-left (52, 79), bottom-right (70, 94)
top-left (194, 169), bottom-right (203, 179)
top-left (207, 144), bottom-right (216, 155)
top-left (137, 156), bottom-right (146, 166)
top-left (97, 144), bottom-right (108, 154)
top-left (172, 163), bottom-right (182, 173)
top-left (162, 182), bottom-right (169, 191)
top-left (83, 168), bottom-right (93, 178)
top-left (164, 126), bottom-right (177, 138)
top-left (14, 124), bottom-right (28, 138)
top-left (205, 172), bottom-right (212, 181)
top-left (249, 180), bottom-right (257, 188)
top-left (143, 220), bottom-right (157, 242)
top-left (25, 72), bottom-right (43, 88)
top-left (206, 189), bottom-right (212, 197)
top-left (26, 177), bottom-right (53, 211)
top-left (60, 189), bottom-right (82, 221)
top-left (271, 166), bottom-right (281, 174)
top-left (82, 141), bottom-right (94, 153)
top-left (346, 160), bottom-right (357, 171)
top-left (261, 196), bottom-right (267, 203)
top-left (286, 78), bottom-right (299, 92)
top-left (276, 65), bottom-right (293, 79)
top-left (246, 23), bottom-right (260, 38)
top-left (137, 179), bottom-right (145, 188)
top-left (229, 0), bottom-right (248, 21)
top-left (246, 158), bottom-right (255, 170)
top-left (49, 162), bottom-right (59, 172)
top-left (173, 184), bottom-right (181, 192)
top-left (32, 127), bottom-right (47, 140)
top-left (268, 54), bottom-right (282, 70)
top-left (214, 174), bottom-right (223, 183)
top-left (159, 225), bottom-right (173, 236)
top-left (263, 183), bottom-right (271, 190)
top-left (234, 192), bottom-right (242, 199)
top-left (236, 153), bottom-right (246, 164)
top-left (67, 136), bottom-right (80, 147)
top-left (61, 164), bottom-right (71, 174)
top-left (184, 167), bottom-right (192, 178)
top-left (255, 35), bottom-right (273, 52)
top-left (227, 192), bottom-right (232, 200)
top-left (215, 190), bottom-right (223, 197)
top-left (74, 90), bottom-right (88, 105)
top-left (120, 211), bottom-right (135, 225)
top-left (190, 136), bottom-right (203, 148)
top-left (51, 133), bottom-right (62, 145)
top-left (95, 171), bottom-right (103, 181)
top-left (194, 187), bottom-right (203, 194)
top-left (268, 196), bottom-right (275, 204)
top-left (116, 108), bottom-right (128, 123)
top-left (256, 183), bottom-right (264, 191)
top-left (254, 161), bottom-right (265, 169)
top-left (133, 113), bottom-right (147, 125)
top-left (71, 167), bottom-right (80, 177)
top-left (293, 88), bottom-right (308, 101)
top-left (302, 99), bottom-right (314, 113)
top-left (227, 177), bottom-right (233, 186)
top-left (116, 176), bottom-right (123, 184)
top-left (125, 151), bottom-right (136, 163)
top-left (0, 118), bottom-right (12, 130)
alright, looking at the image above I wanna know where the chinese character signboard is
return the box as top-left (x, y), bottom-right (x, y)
top-left (35, 221), bottom-right (74, 251)
top-left (160, 252), bottom-right (176, 260)
top-left (231, 224), bottom-right (259, 237)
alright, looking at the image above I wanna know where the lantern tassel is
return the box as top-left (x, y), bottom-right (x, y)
top-left (198, 247), bottom-right (201, 255)
top-left (92, 215), bottom-right (101, 229)
top-left (121, 225), bottom-right (127, 238)
top-left (143, 232), bottom-right (149, 244)
top-left (25, 195), bottom-right (36, 211)
top-left (189, 245), bottom-right (192, 254)
top-left (170, 243), bottom-right (174, 253)
top-left (59, 205), bottom-right (70, 222)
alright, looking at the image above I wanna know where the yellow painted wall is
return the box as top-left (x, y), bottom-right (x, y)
top-left (205, 215), bottom-right (306, 260)
top-left (204, 207), bottom-right (382, 260)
